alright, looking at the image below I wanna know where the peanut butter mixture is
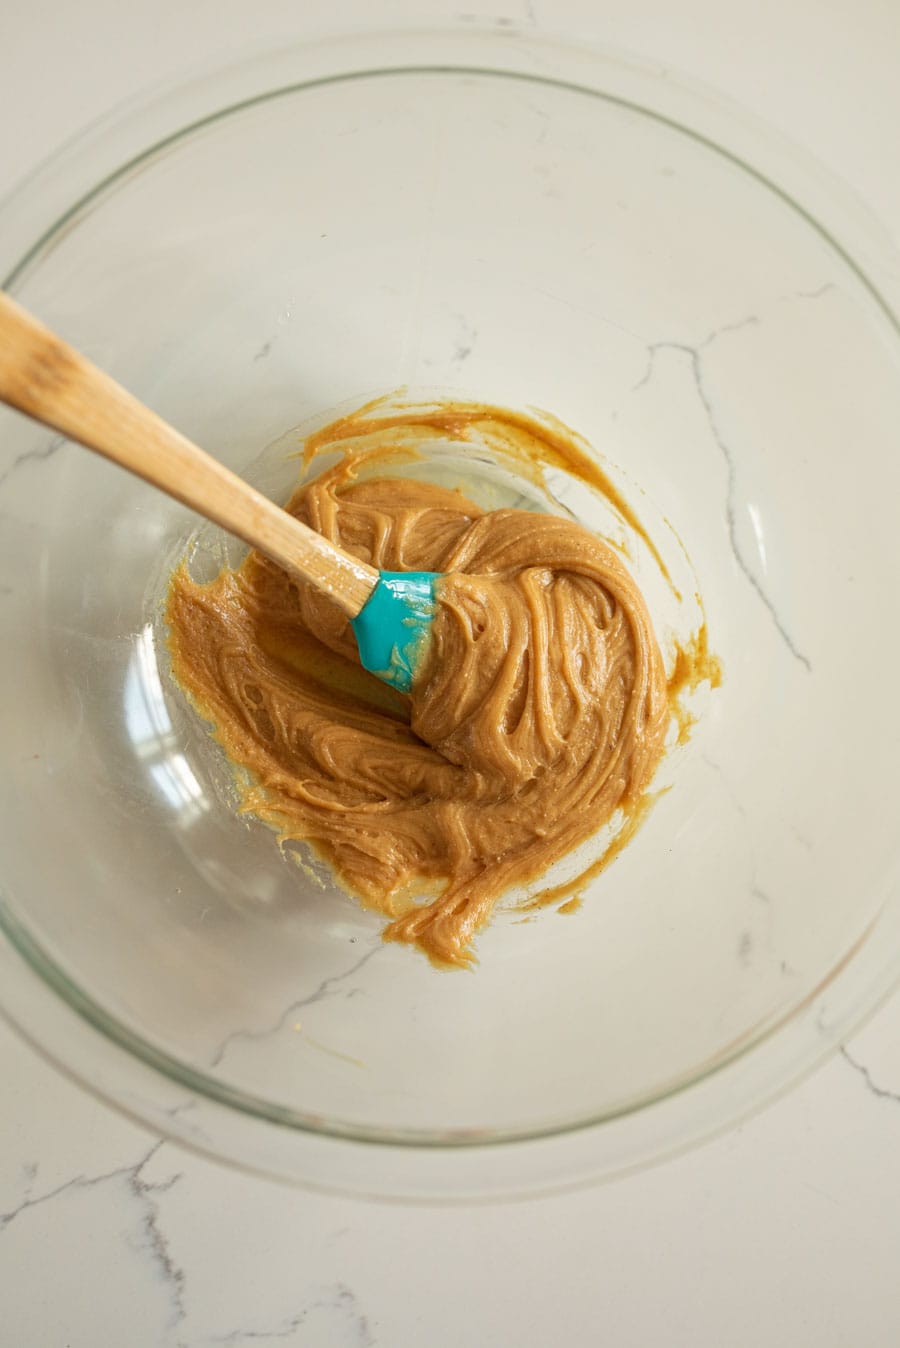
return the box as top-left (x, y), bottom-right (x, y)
top-left (167, 402), bottom-right (672, 966)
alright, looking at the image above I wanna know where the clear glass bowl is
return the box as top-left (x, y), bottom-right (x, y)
top-left (3, 27), bottom-right (900, 1199)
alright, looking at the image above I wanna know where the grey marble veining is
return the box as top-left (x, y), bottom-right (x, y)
top-left (0, 433), bottom-right (65, 491)
top-left (208, 1285), bottom-right (376, 1346)
top-left (633, 312), bottom-right (815, 670)
top-left (841, 1045), bottom-right (900, 1106)
top-left (4, 998), bottom-right (900, 1347)
top-left (1, 1136), bottom-right (188, 1336)
top-left (208, 945), bottom-right (382, 1070)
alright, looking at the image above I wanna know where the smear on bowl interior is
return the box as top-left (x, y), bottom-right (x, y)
top-left (166, 396), bottom-right (719, 966)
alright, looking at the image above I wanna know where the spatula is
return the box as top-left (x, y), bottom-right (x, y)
top-left (0, 291), bottom-right (437, 692)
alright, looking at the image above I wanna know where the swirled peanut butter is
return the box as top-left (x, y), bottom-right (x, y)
top-left (167, 401), bottom-right (674, 966)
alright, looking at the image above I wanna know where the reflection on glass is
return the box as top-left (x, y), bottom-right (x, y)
top-left (123, 623), bottom-right (209, 825)
top-left (747, 502), bottom-right (768, 574)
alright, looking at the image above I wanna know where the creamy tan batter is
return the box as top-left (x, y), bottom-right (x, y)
top-left (167, 402), bottom-right (676, 966)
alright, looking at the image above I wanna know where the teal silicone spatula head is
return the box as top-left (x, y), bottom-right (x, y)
top-left (350, 571), bottom-right (439, 693)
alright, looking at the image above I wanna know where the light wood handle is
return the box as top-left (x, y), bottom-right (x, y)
top-left (0, 291), bottom-right (378, 618)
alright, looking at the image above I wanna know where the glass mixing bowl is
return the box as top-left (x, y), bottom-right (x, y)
top-left (3, 27), bottom-right (900, 1199)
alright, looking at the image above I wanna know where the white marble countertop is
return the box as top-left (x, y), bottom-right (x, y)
top-left (3, 1), bottom-right (900, 1343)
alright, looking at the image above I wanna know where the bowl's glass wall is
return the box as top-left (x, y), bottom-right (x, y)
top-left (3, 63), bottom-right (900, 1145)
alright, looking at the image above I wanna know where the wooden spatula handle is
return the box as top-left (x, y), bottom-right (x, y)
top-left (0, 291), bottom-right (378, 617)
